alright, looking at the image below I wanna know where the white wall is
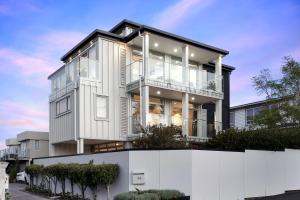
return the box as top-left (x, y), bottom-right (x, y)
top-left (34, 149), bottom-right (300, 200)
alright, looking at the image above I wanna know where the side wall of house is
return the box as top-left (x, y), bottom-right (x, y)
top-left (78, 37), bottom-right (127, 141)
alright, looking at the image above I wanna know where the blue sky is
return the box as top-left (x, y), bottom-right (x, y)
top-left (0, 0), bottom-right (299, 148)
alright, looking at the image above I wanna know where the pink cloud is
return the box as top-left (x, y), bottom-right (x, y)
top-left (152, 0), bottom-right (215, 30)
top-left (0, 101), bottom-right (48, 131)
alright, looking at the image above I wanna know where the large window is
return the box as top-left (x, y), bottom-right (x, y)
top-left (149, 52), bottom-right (164, 81)
top-left (79, 45), bottom-right (97, 79)
top-left (246, 107), bottom-right (263, 125)
top-left (34, 140), bottom-right (40, 150)
top-left (230, 112), bottom-right (235, 128)
top-left (95, 95), bottom-right (108, 119)
top-left (56, 96), bottom-right (71, 116)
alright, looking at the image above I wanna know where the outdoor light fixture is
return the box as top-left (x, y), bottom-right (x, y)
top-left (154, 42), bottom-right (159, 47)
top-left (191, 53), bottom-right (194, 57)
top-left (191, 97), bottom-right (195, 100)
top-left (173, 48), bottom-right (178, 53)
top-left (157, 90), bottom-right (161, 95)
top-left (159, 56), bottom-right (163, 60)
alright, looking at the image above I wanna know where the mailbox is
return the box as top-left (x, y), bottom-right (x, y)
top-left (132, 172), bottom-right (145, 185)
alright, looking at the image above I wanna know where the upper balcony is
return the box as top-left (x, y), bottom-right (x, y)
top-left (126, 32), bottom-right (225, 101)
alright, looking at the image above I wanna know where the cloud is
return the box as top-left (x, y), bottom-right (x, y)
top-left (0, 0), bottom-right (39, 15)
top-left (0, 30), bottom-right (84, 87)
top-left (0, 101), bottom-right (48, 131)
top-left (151, 0), bottom-right (215, 30)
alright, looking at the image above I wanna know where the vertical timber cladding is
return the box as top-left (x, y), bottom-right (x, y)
top-left (79, 37), bottom-right (127, 141)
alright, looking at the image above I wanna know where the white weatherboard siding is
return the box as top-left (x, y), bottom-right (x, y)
top-left (234, 109), bottom-right (246, 128)
top-left (34, 149), bottom-right (300, 200)
top-left (49, 91), bottom-right (76, 143)
top-left (78, 39), bottom-right (126, 141)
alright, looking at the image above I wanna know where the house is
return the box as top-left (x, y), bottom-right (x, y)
top-left (230, 99), bottom-right (280, 129)
top-left (0, 131), bottom-right (49, 169)
top-left (48, 19), bottom-right (235, 156)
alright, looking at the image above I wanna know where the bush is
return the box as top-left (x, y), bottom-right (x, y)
top-left (25, 164), bottom-right (43, 188)
top-left (205, 127), bottom-right (300, 151)
top-left (9, 160), bottom-right (20, 183)
top-left (133, 125), bottom-right (188, 149)
top-left (114, 189), bottom-right (185, 200)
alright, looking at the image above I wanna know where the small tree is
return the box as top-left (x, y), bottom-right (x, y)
top-left (252, 56), bottom-right (300, 128)
top-left (76, 164), bottom-right (90, 199)
top-left (100, 164), bottom-right (119, 200)
top-left (25, 164), bottom-right (43, 188)
top-left (86, 164), bottom-right (102, 200)
top-left (55, 163), bottom-right (68, 196)
top-left (44, 165), bottom-right (59, 195)
top-left (66, 163), bottom-right (80, 196)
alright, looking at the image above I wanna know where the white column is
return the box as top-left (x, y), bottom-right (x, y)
top-left (215, 100), bottom-right (223, 133)
top-left (197, 105), bottom-right (202, 137)
top-left (77, 138), bottom-right (84, 154)
top-left (182, 45), bottom-right (189, 86)
top-left (141, 33), bottom-right (150, 128)
top-left (182, 93), bottom-right (189, 136)
top-left (142, 86), bottom-right (149, 127)
top-left (197, 64), bottom-right (203, 89)
top-left (214, 55), bottom-right (223, 133)
top-left (215, 55), bottom-right (222, 92)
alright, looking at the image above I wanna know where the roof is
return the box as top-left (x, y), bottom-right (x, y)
top-left (230, 98), bottom-right (283, 110)
top-left (17, 131), bottom-right (49, 142)
top-left (60, 19), bottom-right (229, 61)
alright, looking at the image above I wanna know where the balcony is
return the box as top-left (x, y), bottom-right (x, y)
top-left (0, 147), bottom-right (30, 161)
top-left (126, 58), bottom-right (223, 99)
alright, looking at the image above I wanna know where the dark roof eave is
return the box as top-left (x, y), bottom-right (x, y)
top-left (109, 19), bottom-right (142, 33)
top-left (138, 25), bottom-right (229, 56)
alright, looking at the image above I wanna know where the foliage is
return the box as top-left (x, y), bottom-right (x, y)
top-left (25, 164), bottom-right (43, 188)
top-left (9, 159), bottom-right (20, 183)
top-left (252, 56), bottom-right (300, 127)
top-left (114, 189), bottom-right (185, 200)
top-left (133, 125), bottom-right (188, 149)
top-left (25, 162), bottom-right (119, 200)
top-left (205, 127), bottom-right (300, 151)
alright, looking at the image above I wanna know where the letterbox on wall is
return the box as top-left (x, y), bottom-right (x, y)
top-left (132, 171), bottom-right (145, 185)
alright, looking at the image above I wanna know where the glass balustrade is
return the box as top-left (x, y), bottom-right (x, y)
top-left (126, 58), bottom-right (223, 93)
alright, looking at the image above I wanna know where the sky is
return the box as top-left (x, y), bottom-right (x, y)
top-left (0, 0), bottom-right (299, 148)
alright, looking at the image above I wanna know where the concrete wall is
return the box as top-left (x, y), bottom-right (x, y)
top-left (34, 149), bottom-right (300, 200)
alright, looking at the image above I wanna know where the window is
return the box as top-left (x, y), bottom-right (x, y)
top-left (34, 140), bottom-right (39, 150)
top-left (79, 45), bottom-right (98, 79)
top-left (230, 112), bottom-right (235, 128)
top-left (246, 108), bottom-right (254, 125)
top-left (56, 96), bottom-right (71, 116)
top-left (96, 95), bottom-right (108, 119)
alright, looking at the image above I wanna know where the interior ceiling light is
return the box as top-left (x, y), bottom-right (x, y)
top-left (191, 97), bottom-right (195, 100)
top-left (157, 90), bottom-right (161, 95)
top-left (154, 42), bottom-right (159, 47)
top-left (191, 53), bottom-right (194, 57)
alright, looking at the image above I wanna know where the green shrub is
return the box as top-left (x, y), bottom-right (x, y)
top-left (114, 192), bottom-right (160, 200)
top-left (133, 125), bottom-right (188, 149)
top-left (205, 127), bottom-right (300, 151)
top-left (9, 160), bottom-right (20, 182)
top-left (114, 189), bottom-right (185, 200)
top-left (25, 164), bottom-right (43, 188)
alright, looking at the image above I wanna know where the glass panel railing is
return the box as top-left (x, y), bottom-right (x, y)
top-left (126, 58), bottom-right (223, 93)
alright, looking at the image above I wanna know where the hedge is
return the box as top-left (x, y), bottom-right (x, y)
top-left (25, 163), bottom-right (119, 200)
top-left (204, 127), bottom-right (300, 151)
top-left (114, 189), bottom-right (185, 200)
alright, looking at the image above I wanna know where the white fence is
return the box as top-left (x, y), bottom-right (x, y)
top-left (34, 149), bottom-right (300, 200)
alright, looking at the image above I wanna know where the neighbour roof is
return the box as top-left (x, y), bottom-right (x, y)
top-left (60, 19), bottom-right (229, 61)
top-left (230, 98), bottom-right (283, 110)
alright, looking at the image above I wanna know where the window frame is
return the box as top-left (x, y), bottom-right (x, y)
top-left (94, 94), bottom-right (109, 120)
top-left (56, 95), bottom-right (72, 117)
top-left (34, 140), bottom-right (40, 150)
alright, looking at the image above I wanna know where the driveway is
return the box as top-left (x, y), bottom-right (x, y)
top-left (9, 183), bottom-right (48, 200)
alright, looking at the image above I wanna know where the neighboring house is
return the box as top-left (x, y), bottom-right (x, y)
top-left (48, 19), bottom-right (235, 156)
top-left (0, 131), bottom-right (49, 168)
top-left (230, 99), bottom-right (280, 129)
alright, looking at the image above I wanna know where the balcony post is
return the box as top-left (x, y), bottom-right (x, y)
top-left (77, 138), bottom-right (84, 154)
top-left (182, 93), bottom-right (189, 136)
top-left (215, 99), bottom-right (222, 133)
top-left (182, 45), bottom-right (189, 86)
top-left (215, 55), bottom-right (222, 92)
top-left (197, 64), bottom-right (203, 89)
top-left (197, 105), bottom-right (203, 137)
top-left (141, 32), bottom-right (150, 127)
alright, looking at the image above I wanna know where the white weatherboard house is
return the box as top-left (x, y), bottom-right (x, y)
top-left (48, 19), bottom-right (235, 156)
